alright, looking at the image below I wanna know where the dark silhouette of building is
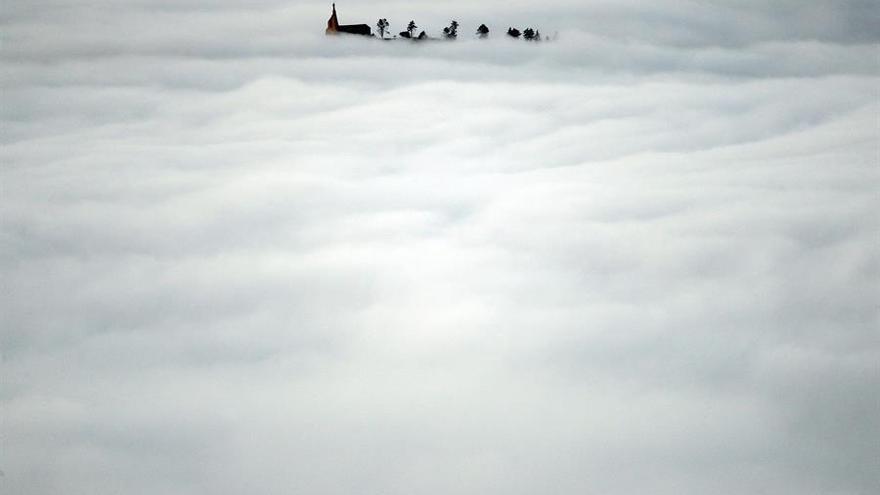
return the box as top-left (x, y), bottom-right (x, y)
top-left (326, 3), bottom-right (372, 36)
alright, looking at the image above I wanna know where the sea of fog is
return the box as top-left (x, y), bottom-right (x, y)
top-left (2, 1), bottom-right (878, 494)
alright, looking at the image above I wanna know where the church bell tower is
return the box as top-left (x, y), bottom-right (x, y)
top-left (326, 3), bottom-right (339, 34)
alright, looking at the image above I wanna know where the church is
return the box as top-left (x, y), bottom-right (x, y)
top-left (325, 4), bottom-right (372, 36)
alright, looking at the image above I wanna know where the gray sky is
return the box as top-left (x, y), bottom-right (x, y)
top-left (1, 1), bottom-right (879, 494)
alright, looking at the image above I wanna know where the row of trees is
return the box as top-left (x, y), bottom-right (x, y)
top-left (507, 27), bottom-right (544, 41)
top-left (375, 19), bottom-right (534, 40)
top-left (376, 19), bottom-right (425, 39)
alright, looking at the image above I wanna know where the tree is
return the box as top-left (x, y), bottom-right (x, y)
top-left (407, 20), bottom-right (418, 38)
top-left (476, 24), bottom-right (489, 38)
top-left (523, 28), bottom-right (535, 41)
top-left (376, 18), bottom-right (389, 39)
top-left (507, 27), bottom-right (521, 38)
top-left (443, 20), bottom-right (459, 39)
top-left (534, 30), bottom-right (542, 42)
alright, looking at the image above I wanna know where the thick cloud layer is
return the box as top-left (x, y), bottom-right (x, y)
top-left (2, 1), bottom-right (878, 494)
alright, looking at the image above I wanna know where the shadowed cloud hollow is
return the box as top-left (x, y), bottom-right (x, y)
top-left (1, 1), bottom-right (879, 494)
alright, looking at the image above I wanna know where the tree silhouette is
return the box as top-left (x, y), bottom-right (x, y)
top-left (507, 27), bottom-right (521, 38)
top-left (376, 18), bottom-right (389, 39)
top-left (476, 24), bottom-right (489, 38)
top-left (534, 29), bottom-right (542, 42)
top-left (523, 28), bottom-right (535, 41)
top-left (407, 20), bottom-right (418, 38)
top-left (443, 20), bottom-right (459, 39)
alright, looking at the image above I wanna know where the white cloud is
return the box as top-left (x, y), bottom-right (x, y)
top-left (2, 1), bottom-right (878, 494)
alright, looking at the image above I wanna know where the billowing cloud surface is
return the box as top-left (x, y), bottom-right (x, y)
top-left (2, 1), bottom-right (879, 494)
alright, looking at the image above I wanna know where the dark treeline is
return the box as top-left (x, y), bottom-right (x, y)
top-left (378, 18), bottom-right (553, 41)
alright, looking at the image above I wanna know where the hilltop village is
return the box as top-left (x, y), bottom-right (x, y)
top-left (326, 4), bottom-right (554, 42)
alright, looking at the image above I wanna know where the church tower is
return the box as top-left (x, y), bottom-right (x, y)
top-left (326, 3), bottom-right (339, 34)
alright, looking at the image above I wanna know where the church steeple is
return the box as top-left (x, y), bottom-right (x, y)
top-left (326, 3), bottom-right (339, 34)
